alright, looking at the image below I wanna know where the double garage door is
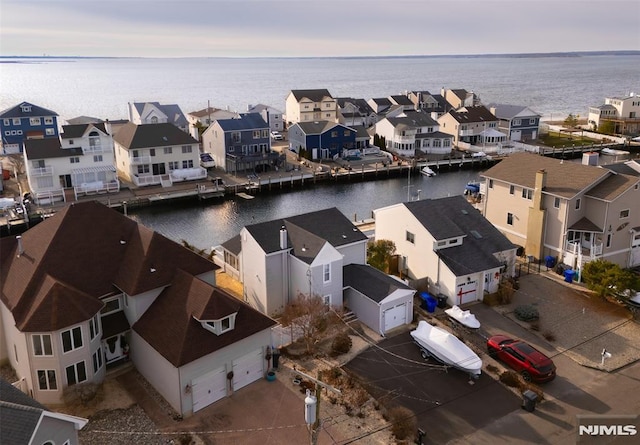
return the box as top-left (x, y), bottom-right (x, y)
top-left (191, 348), bottom-right (264, 413)
top-left (383, 303), bottom-right (408, 333)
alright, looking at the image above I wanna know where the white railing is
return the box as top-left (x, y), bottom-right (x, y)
top-left (83, 146), bottom-right (104, 154)
top-left (74, 179), bottom-right (120, 198)
top-left (169, 167), bottom-right (207, 182)
top-left (131, 155), bottom-right (151, 165)
top-left (564, 241), bottom-right (603, 259)
top-left (459, 129), bottom-right (478, 136)
top-left (34, 189), bottom-right (65, 205)
top-left (31, 166), bottom-right (54, 177)
top-left (133, 174), bottom-right (162, 186)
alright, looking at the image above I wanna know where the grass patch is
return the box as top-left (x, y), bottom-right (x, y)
top-left (539, 133), bottom-right (597, 147)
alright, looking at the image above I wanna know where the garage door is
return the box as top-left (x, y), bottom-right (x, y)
top-left (192, 367), bottom-right (227, 412)
top-left (383, 303), bottom-right (407, 333)
top-left (232, 348), bottom-right (264, 391)
top-left (511, 130), bottom-right (521, 141)
top-left (456, 281), bottom-right (477, 305)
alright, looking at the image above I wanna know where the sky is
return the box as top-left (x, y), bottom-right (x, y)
top-left (1, 0), bottom-right (639, 58)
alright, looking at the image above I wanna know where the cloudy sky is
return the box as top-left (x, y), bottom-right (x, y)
top-left (1, 0), bottom-right (638, 57)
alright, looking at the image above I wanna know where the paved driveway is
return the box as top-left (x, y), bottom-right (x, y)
top-left (344, 331), bottom-right (518, 444)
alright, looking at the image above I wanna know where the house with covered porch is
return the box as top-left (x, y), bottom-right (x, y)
top-left (481, 152), bottom-right (640, 272)
top-left (287, 121), bottom-right (357, 160)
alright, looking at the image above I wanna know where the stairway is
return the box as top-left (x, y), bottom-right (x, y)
top-left (341, 311), bottom-right (358, 324)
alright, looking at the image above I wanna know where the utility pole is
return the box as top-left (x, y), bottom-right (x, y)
top-left (295, 368), bottom-right (341, 445)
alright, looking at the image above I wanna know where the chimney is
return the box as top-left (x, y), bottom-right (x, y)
top-left (16, 235), bottom-right (24, 257)
top-left (533, 169), bottom-right (546, 210)
top-left (279, 226), bottom-right (287, 250)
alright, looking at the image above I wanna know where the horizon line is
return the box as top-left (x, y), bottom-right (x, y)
top-left (1, 50), bottom-right (639, 60)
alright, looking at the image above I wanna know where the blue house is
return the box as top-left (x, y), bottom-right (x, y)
top-left (288, 121), bottom-right (357, 160)
top-left (202, 112), bottom-right (284, 174)
top-left (0, 102), bottom-right (60, 154)
top-left (488, 104), bottom-right (541, 142)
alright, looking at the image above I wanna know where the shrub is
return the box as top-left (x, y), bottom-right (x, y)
top-left (499, 370), bottom-right (521, 388)
top-left (331, 332), bottom-right (353, 356)
top-left (387, 406), bottom-right (416, 441)
top-left (515, 304), bottom-right (539, 322)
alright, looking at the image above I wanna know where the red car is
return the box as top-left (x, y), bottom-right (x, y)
top-left (487, 335), bottom-right (556, 383)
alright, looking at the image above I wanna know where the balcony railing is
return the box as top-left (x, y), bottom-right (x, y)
top-left (133, 174), bottom-right (162, 187)
top-left (74, 179), bottom-right (120, 198)
top-left (30, 166), bottom-right (54, 177)
top-left (564, 240), bottom-right (603, 259)
top-left (459, 129), bottom-right (478, 136)
top-left (131, 155), bottom-right (151, 165)
top-left (169, 167), bottom-right (207, 182)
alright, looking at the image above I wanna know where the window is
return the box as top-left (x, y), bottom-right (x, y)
top-left (554, 197), bottom-right (560, 208)
top-left (168, 161), bottom-right (179, 170)
top-left (181, 145), bottom-right (192, 153)
top-left (12, 118), bottom-right (20, 125)
top-left (262, 129), bottom-right (269, 138)
top-left (514, 119), bottom-right (522, 126)
top-left (231, 132), bottom-right (241, 143)
top-left (575, 198), bottom-right (581, 210)
top-left (323, 264), bottom-right (331, 283)
top-left (92, 347), bottom-right (103, 373)
top-left (32, 334), bottom-right (53, 356)
top-left (163, 147), bottom-right (172, 154)
top-left (406, 231), bottom-right (415, 244)
top-left (3, 118), bottom-right (9, 125)
top-left (344, 130), bottom-right (350, 137)
top-left (529, 118), bottom-right (536, 125)
top-left (132, 150), bottom-right (139, 158)
top-left (182, 159), bottom-right (194, 168)
top-left (149, 148), bottom-right (155, 157)
top-left (93, 155), bottom-right (103, 162)
top-left (46, 128), bottom-right (55, 135)
top-left (89, 314), bottom-right (100, 340)
top-left (509, 185), bottom-right (515, 195)
top-left (620, 209), bottom-right (630, 218)
top-left (331, 131), bottom-right (338, 137)
top-left (3, 131), bottom-right (9, 136)
top-left (204, 313), bottom-right (237, 335)
top-left (66, 361), bottom-right (87, 386)
top-left (522, 188), bottom-right (532, 200)
top-left (507, 213), bottom-right (514, 225)
top-left (44, 117), bottom-right (54, 125)
top-left (37, 370), bottom-right (57, 390)
top-left (323, 295), bottom-right (331, 305)
top-left (101, 297), bottom-right (120, 315)
top-left (32, 159), bottom-right (45, 168)
top-left (62, 326), bottom-right (83, 353)
top-left (137, 164), bottom-right (150, 174)
top-left (68, 157), bottom-right (79, 164)
top-left (30, 117), bottom-right (41, 126)
top-left (489, 179), bottom-right (494, 188)
top-left (606, 233), bottom-right (612, 248)
top-left (253, 130), bottom-right (261, 138)
top-left (16, 130), bottom-right (22, 135)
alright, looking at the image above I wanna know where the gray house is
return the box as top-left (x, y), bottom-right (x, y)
top-left (0, 378), bottom-right (87, 445)
top-left (488, 103), bottom-right (541, 142)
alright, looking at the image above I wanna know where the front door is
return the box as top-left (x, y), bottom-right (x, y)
top-left (59, 174), bottom-right (72, 188)
top-left (152, 163), bottom-right (166, 175)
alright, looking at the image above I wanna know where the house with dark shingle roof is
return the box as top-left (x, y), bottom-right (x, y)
top-left (487, 103), bottom-right (542, 142)
top-left (24, 123), bottom-right (120, 204)
top-left (201, 112), bottom-right (283, 174)
top-left (0, 201), bottom-right (276, 417)
top-left (441, 88), bottom-right (482, 110)
top-left (406, 91), bottom-right (450, 117)
top-left (437, 105), bottom-right (502, 147)
top-left (374, 111), bottom-right (453, 157)
top-left (481, 152), bottom-right (640, 269)
top-left (113, 122), bottom-right (205, 186)
top-left (285, 89), bottom-right (338, 125)
top-left (218, 207), bottom-right (415, 335)
top-left (0, 378), bottom-right (87, 445)
top-left (336, 97), bottom-right (377, 127)
top-left (287, 120), bottom-right (359, 160)
top-left (0, 102), bottom-right (60, 154)
top-left (128, 101), bottom-right (189, 134)
top-left (374, 196), bottom-right (517, 306)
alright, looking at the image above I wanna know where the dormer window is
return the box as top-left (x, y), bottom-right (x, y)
top-left (202, 313), bottom-right (237, 336)
top-left (21, 105), bottom-right (32, 112)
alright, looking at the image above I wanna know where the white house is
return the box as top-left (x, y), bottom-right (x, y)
top-left (247, 104), bottom-right (284, 132)
top-left (23, 123), bottom-right (119, 204)
top-left (588, 93), bottom-right (640, 135)
top-left (186, 106), bottom-right (239, 140)
top-left (374, 111), bottom-right (453, 157)
top-left (374, 196), bottom-right (517, 307)
top-left (128, 102), bottom-right (189, 133)
top-left (285, 89), bottom-right (338, 125)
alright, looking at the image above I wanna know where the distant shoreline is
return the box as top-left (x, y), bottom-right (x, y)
top-left (0, 50), bottom-right (639, 61)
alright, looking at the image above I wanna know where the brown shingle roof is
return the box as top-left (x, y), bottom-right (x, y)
top-left (113, 122), bottom-right (197, 150)
top-left (482, 152), bottom-right (611, 199)
top-left (0, 202), bottom-right (217, 332)
top-left (133, 270), bottom-right (275, 367)
top-left (585, 173), bottom-right (639, 201)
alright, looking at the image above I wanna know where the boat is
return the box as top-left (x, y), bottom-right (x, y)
top-left (601, 147), bottom-right (630, 156)
top-left (445, 305), bottom-right (481, 329)
top-left (421, 166), bottom-right (436, 177)
top-left (463, 182), bottom-right (480, 196)
top-left (410, 320), bottom-right (482, 377)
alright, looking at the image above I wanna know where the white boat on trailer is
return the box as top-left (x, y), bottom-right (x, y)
top-left (410, 320), bottom-right (482, 378)
top-left (421, 166), bottom-right (436, 177)
top-left (445, 305), bottom-right (481, 329)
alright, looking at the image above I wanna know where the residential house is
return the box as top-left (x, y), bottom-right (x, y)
top-left (285, 89), bottom-right (338, 125)
top-left (480, 152), bottom-right (640, 270)
top-left (128, 102), bottom-right (189, 134)
top-left (217, 208), bottom-right (415, 335)
top-left (201, 113), bottom-right (283, 174)
top-left (186, 107), bottom-right (239, 140)
top-left (367, 97), bottom-right (405, 121)
top-left (0, 201), bottom-right (276, 417)
top-left (0, 378), bottom-right (87, 445)
top-left (441, 88), bottom-right (482, 110)
top-left (113, 122), bottom-right (206, 186)
top-left (287, 121), bottom-right (357, 160)
top-left (588, 93), bottom-right (640, 135)
top-left (437, 106), bottom-right (501, 147)
top-left (487, 104), bottom-right (542, 142)
top-left (247, 104), bottom-right (284, 132)
top-left (374, 196), bottom-right (517, 307)
top-left (23, 123), bottom-right (120, 204)
top-left (406, 90), bottom-right (450, 117)
top-left (336, 98), bottom-right (377, 127)
top-left (374, 111), bottom-right (453, 157)
top-left (0, 102), bottom-right (60, 154)
top-left (388, 95), bottom-right (416, 112)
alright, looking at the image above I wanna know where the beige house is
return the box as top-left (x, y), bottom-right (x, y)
top-left (285, 89), bottom-right (338, 126)
top-left (481, 153), bottom-right (640, 271)
top-left (441, 88), bottom-right (482, 110)
top-left (113, 122), bottom-right (206, 187)
top-left (588, 93), bottom-right (640, 135)
top-left (437, 106), bottom-right (500, 147)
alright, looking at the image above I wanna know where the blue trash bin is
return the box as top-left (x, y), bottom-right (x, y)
top-left (426, 297), bottom-right (437, 313)
top-left (564, 269), bottom-right (575, 283)
top-left (545, 256), bottom-right (556, 269)
top-left (419, 292), bottom-right (431, 310)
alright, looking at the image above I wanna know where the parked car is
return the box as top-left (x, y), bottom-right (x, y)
top-left (487, 335), bottom-right (556, 382)
top-left (199, 152), bottom-right (215, 168)
top-left (270, 131), bottom-right (283, 141)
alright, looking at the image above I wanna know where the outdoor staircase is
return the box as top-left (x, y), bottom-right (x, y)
top-left (341, 311), bottom-right (358, 324)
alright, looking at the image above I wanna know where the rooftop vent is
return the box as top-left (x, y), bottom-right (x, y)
top-left (470, 230), bottom-right (483, 239)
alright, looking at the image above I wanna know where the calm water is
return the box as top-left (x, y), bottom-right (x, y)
top-left (2, 55), bottom-right (639, 121)
top-left (3, 54), bottom-right (638, 248)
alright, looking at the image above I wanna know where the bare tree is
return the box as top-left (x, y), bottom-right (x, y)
top-left (3, 154), bottom-right (25, 176)
top-left (280, 294), bottom-right (330, 354)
